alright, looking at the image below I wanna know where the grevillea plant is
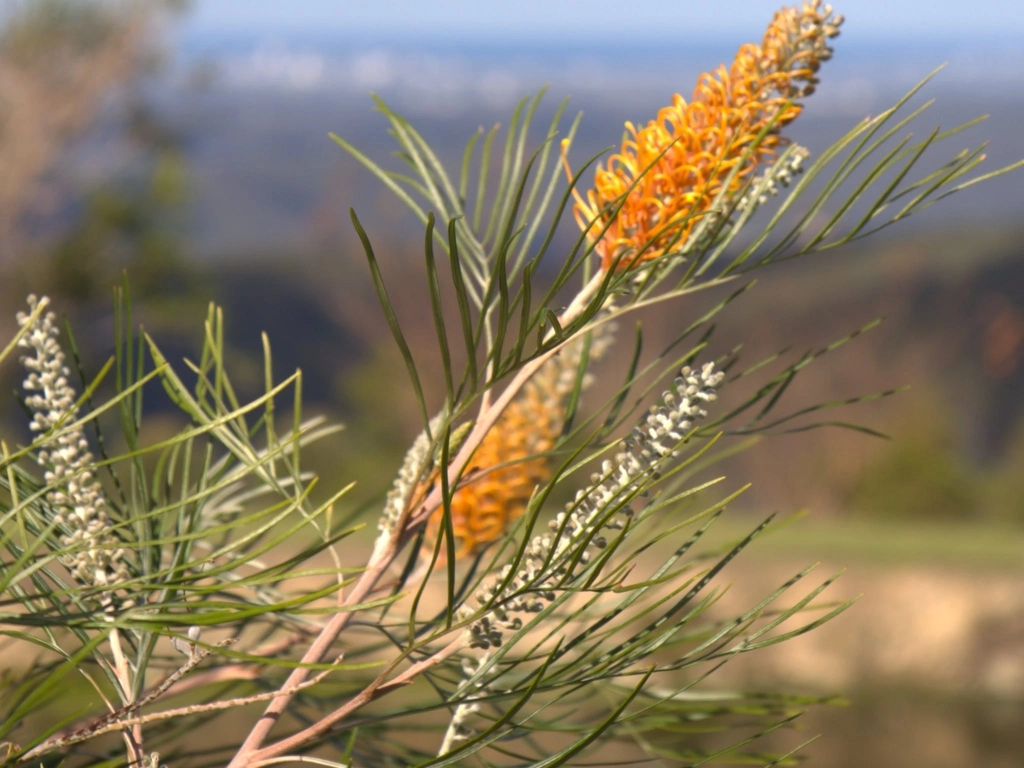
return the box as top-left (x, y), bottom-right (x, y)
top-left (1, 3), bottom-right (1021, 766)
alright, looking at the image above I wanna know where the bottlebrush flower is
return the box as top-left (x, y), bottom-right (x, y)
top-left (571, 1), bottom-right (842, 271)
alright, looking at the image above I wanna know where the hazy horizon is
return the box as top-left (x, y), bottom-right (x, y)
top-left (178, 0), bottom-right (1024, 43)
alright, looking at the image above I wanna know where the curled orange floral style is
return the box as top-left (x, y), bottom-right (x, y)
top-left (425, 377), bottom-right (560, 560)
top-left (570, 1), bottom-right (843, 271)
top-left (424, 330), bottom-right (612, 560)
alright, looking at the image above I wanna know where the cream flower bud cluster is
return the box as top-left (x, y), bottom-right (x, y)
top-left (737, 145), bottom-right (810, 212)
top-left (441, 363), bottom-right (722, 753)
top-left (463, 362), bottom-right (723, 652)
top-left (773, 3), bottom-right (844, 98)
top-left (559, 362), bottom-right (724, 537)
top-left (378, 417), bottom-right (438, 537)
top-left (17, 295), bottom-right (130, 612)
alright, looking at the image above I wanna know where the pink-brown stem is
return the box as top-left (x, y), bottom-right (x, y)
top-left (227, 273), bottom-right (605, 766)
top-left (244, 637), bottom-right (465, 763)
top-left (108, 628), bottom-right (145, 764)
top-left (227, 542), bottom-right (400, 765)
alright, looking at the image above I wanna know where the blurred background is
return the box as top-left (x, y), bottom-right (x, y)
top-left (1, 1), bottom-right (1022, 765)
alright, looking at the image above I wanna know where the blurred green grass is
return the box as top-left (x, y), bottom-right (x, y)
top-left (707, 515), bottom-right (1024, 571)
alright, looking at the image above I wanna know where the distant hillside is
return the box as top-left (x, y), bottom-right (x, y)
top-left (43, 37), bottom-right (1024, 256)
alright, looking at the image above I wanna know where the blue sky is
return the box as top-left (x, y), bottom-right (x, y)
top-left (180, 0), bottom-right (1024, 42)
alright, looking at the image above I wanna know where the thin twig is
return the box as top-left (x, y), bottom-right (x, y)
top-left (42, 633), bottom-right (304, 748)
top-left (246, 637), bottom-right (465, 764)
top-left (17, 653), bottom-right (342, 764)
top-left (18, 640), bottom-right (219, 763)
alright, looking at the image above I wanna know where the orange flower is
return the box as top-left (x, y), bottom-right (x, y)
top-left (423, 330), bottom-right (613, 560)
top-left (572, 2), bottom-right (842, 271)
top-left (425, 376), bottom-right (561, 560)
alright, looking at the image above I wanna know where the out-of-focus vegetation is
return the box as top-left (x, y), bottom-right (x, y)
top-left (849, 391), bottom-right (981, 522)
top-left (1, 0), bottom-right (198, 301)
top-left (987, 420), bottom-right (1024, 525)
top-left (40, 123), bottom-right (202, 307)
top-left (849, 392), bottom-right (1024, 526)
top-left (1, 0), bottom-right (143, 251)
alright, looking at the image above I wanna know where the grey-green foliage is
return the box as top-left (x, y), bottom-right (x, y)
top-left (0, 68), bottom-right (1019, 768)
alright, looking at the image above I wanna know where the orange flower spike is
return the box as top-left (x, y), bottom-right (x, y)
top-left (422, 329), bottom-right (616, 560)
top-left (575, 2), bottom-right (842, 271)
top-left (425, 374), bottom-right (561, 560)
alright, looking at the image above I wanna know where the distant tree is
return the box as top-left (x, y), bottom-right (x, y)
top-left (0, 0), bottom-right (185, 262)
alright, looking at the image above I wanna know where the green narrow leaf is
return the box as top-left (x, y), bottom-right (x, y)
top-left (540, 309), bottom-right (563, 346)
top-left (803, 132), bottom-right (914, 250)
top-left (350, 208), bottom-right (430, 428)
top-left (602, 321), bottom-right (643, 433)
top-left (448, 218), bottom-right (478, 393)
top-left (534, 668), bottom-right (654, 768)
top-left (560, 331), bottom-right (592, 434)
top-left (510, 260), bottom-right (535, 369)
top-left (429, 639), bottom-right (566, 766)
top-left (933, 156), bottom-right (1024, 200)
top-left (374, 97), bottom-right (458, 224)
top-left (488, 230), bottom-right (514, 380)
top-left (331, 132), bottom-right (430, 226)
top-left (889, 143), bottom-right (988, 222)
top-left (0, 632), bottom-right (107, 741)
top-left (513, 95), bottom-right (572, 272)
top-left (483, 96), bottom-right (527, 246)
top-left (493, 89), bottom-right (544, 250)
top-left (424, 213), bottom-right (454, 403)
top-left (761, 75), bottom-right (942, 261)
top-left (844, 125), bottom-right (943, 238)
top-left (474, 123), bottom-right (499, 233)
top-left (439, 421), bottom-right (457, 627)
top-left (527, 139), bottom-right (607, 298)
top-left (262, 331), bottom-right (278, 480)
top-left (460, 127), bottom-right (483, 203)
